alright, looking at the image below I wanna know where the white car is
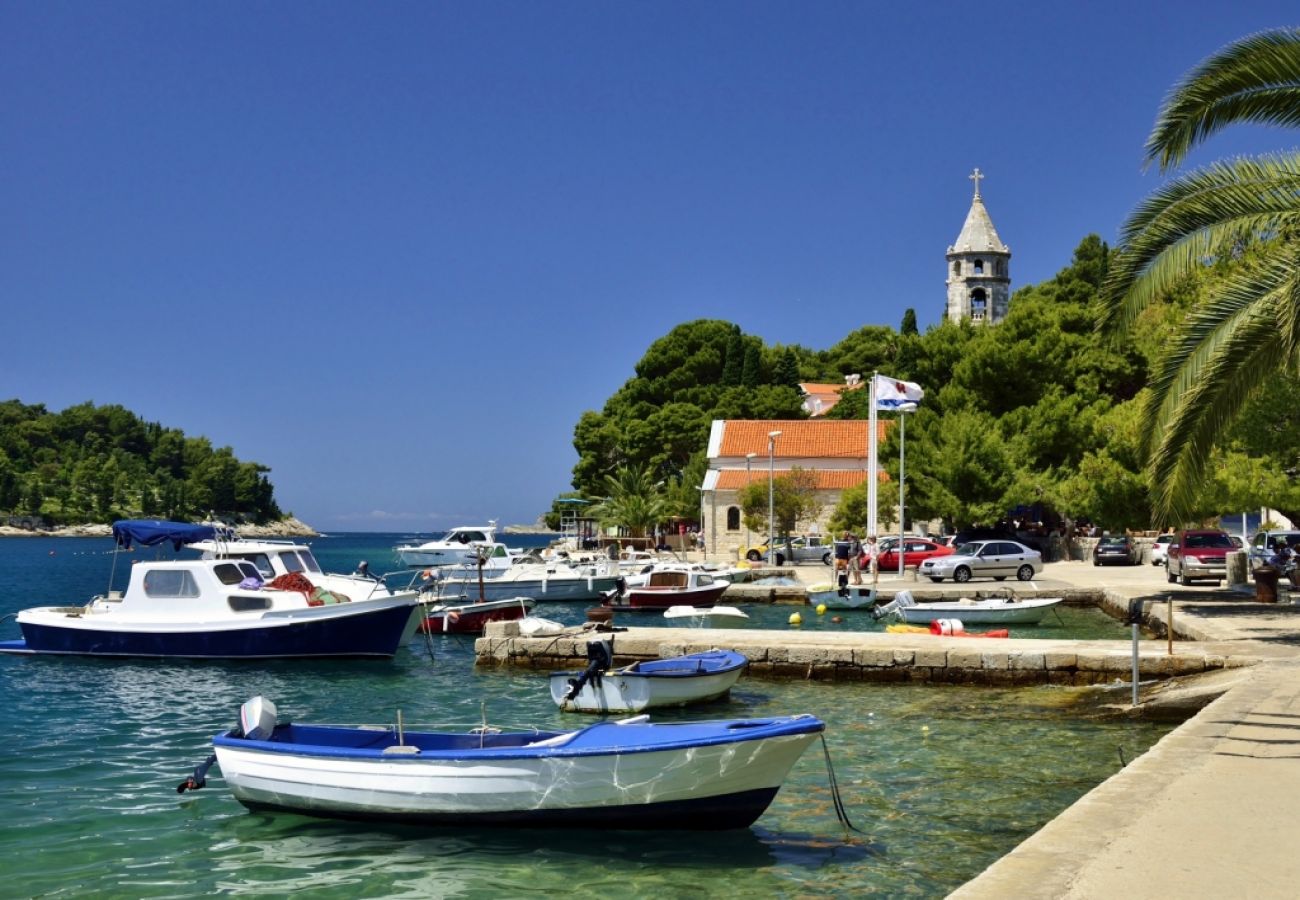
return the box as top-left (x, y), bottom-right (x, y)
top-left (919, 540), bottom-right (1043, 583)
top-left (1149, 534), bottom-right (1174, 566)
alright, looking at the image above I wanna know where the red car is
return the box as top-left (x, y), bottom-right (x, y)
top-left (1166, 529), bottom-right (1234, 585)
top-left (875, 538), bottom-right (954, 571)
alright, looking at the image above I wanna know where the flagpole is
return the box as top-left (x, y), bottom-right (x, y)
top-left (868, 370), bottom-right (878, 539)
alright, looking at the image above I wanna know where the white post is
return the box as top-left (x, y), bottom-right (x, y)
top-left (768, 430), bottom-right (781, 565)
top-left (868, 372), bottom-right (878, 538)
top-left (899, 410), bottom-right (906, 576)
top-left (745, 452), bottom-right (756, 553)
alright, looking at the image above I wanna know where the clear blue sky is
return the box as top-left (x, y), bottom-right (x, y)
top-left (2, 3), bottom-right (1295, 532)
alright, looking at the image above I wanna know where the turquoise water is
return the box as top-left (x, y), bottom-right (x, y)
top-left (0, 534), bottom-right (1176, 898)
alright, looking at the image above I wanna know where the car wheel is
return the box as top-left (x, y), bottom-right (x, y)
top-left (928, 576), bottom-right (944, 583)
top-left (1093, 559), bottom-right (1099, 566)
top-left (746, 550), bottom-right (761, 562)
top-left (822, 553), bottom-right (832, 566)
top-left (1179, 569), bottom-right (1190, 587)
top-left (1016, 565), bottom-right (1035, 581)
top-left (953, 566), bottom-right (971, 583)
top-left (1167, 565), bottom-right (1176, 584)
top-left (775, 553), bottom-right (785, 566)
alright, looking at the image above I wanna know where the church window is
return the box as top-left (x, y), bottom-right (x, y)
top-left (952, 261), bottom-right (961, 276)
top-left (726, 507), bottom-right (740, 531)
top-left (971, 289), bottom-right (987, 322)
top-left (974, 259), bottom-right (984, 274)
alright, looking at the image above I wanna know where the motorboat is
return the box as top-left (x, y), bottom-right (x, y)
top-left (187, 531), bottom-right (422, 641)
top-left (604, 567), bottom-right (729, 611)
top-left (663, 605), bottom-right (750, 627)
top-left (0, 520), bottom-right (419, 659)
top-left (425, 555), bottom-right (620, 603)
top-left (872, 590), bottom-right (1063, 625)
top-left (805, 582), bottom-right (877, 610)
top-left (394, 523), bottom-right (503, 568)
top-left (200, 696), bottom-right (822, 829)
top-left (419, 596), bottom-right (535, 635)
top-left (550, 641), bottom-right (748, 713)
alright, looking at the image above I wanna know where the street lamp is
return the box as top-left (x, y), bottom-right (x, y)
top-left (896, 402), bottom-right (918, 576)
top-left (767, 430), bottom-right (781, 565)
top-left (745, 452), bottom-right (757, 552)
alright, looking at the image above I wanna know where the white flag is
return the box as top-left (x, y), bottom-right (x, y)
top-left (873, 374), bottom-right (924, 411)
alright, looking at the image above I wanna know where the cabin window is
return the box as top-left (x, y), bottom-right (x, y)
top-left (233, 553), bottom-right (275, 579)
top-left (297, 551), bottom-right (323, 574)
top-left (228, 595), bottom-right (272, 612)
top-left (213, 563), bottom-right (246, 585)
top-left (278, 552), bottom-right (305, 574)
top-left (726, 507), bottom-right (741, 531)
top-left (142, 569), bottom-right (200, 598)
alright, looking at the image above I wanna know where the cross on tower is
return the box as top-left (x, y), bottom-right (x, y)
top-left (969, 167), bottom-right (984, 199)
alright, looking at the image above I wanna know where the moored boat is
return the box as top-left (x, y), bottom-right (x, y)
top-left (0, 520), bottom-right (419, 659)
top-left (419, 596), bottom-right (535, 635)
top-left (204, 696), bottom-right (825, 830)
top-left (395, 524), bottom-right (504, 568)
top-left (550, 641), bottom-right (748, 713)
top-left (604, 567), bottom-right (728, 611)
top-left (805, 582), bottom-right (877, 610)
top-left (873, 590), bottom-right (1063, 625)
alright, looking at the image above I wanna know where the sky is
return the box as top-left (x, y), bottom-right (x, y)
top-left (2, 2), bottom-right (1297, 532)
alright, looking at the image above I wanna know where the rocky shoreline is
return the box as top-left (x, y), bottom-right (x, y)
top-left (0, 516), bottom-right (319, 539)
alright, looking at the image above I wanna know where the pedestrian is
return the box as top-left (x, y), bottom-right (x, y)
top-left (848, 532), bottom-right (863, 585)
top-left (864, 535), bottom-right (879, 581)
top-left (834, 531), bottom-right (852, 587)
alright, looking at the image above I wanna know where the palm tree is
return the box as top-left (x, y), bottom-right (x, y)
top-left (1100, 28), bottom-right (1300, 523)
top-left (589, 465), bottom-right (667, 540)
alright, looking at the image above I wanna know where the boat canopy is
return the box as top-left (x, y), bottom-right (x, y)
top-left (112, 519), bottom-right (218, 551)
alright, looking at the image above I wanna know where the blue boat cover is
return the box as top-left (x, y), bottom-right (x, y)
top-left (112, 519), bottom-right (218, 551)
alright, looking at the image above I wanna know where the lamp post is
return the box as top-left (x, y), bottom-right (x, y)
top-left (745, 452), bottom-right (756, 552)
top-left (767, 430), bottom-right (781, 565)
top-left (896, 402), bottom-right (917, 576)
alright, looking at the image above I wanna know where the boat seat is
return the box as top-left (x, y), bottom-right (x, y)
top-left (382, 744), bottom-right (421, 755)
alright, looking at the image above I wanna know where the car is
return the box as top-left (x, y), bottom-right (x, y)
top-left (1166, 529), bottom-right (1234, 585)
top-left (1093, 535), bottom-right (1140, 566)
top-left (1247, 530), bottom-right (1300, 569)
top-left (876, 538), bottom-right (955, 571)
top-left (918, 540), bottom-right (1043, 583)
top-left (742, 534), bottom-right (834, 566)
top-left (1150, 533), bottom-right (1174, 566)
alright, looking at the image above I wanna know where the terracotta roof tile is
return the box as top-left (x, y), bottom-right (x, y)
top-left (716, 470), bottom-right (881, 490)
top-left (717, 419), bottom-right (891, 459)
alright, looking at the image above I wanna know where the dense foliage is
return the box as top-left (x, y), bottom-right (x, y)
top-left (0, 400), bottom-right (283, 525)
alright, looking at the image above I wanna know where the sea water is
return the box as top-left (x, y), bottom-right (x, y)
top-left (0, 533), bottom-right (1176, 898)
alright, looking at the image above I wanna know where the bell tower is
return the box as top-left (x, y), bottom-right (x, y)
top-left (946, 168), bottom-right (1011, 324)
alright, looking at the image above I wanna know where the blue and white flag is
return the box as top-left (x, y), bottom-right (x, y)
top-left (873, 374), bottom-right (924, 411)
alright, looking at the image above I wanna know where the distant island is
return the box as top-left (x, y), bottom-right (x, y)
top-left (0, 516), bottom-right (319, 538)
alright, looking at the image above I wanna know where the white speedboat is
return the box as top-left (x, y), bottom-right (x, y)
top-left (202, 696), bottom-right (822, 829)
top-left (395, 523), bottom-right (502, 568)
top-left (425, 556), bottom-right (620, 603)
top-left (550, 643), bottom-right (748, 713)
top-left (873, 590), bottom-right (1063, 625)
top-left (0, 521), bottom-right (419, 659)
top-left (663, 605), bottom-right (750, 627)
top-left (805, 582), bottom-right (877, 610)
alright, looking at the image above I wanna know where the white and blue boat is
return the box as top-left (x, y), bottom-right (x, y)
top-left (0, 520), bottom-right (419, 659)
top-left (550, 643), bottom-right (749, 713)
top-left (204, 697), bottom-right (824, 830)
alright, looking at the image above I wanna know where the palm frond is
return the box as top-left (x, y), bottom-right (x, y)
top-left (1146, 28), bottom-right (1300, 172)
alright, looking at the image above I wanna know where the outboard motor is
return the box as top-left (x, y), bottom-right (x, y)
top-left (563, 639), bottom-right (615, 702)
top-left (356, 561), bottom-right (374, 580)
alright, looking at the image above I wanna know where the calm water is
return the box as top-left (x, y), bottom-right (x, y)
top-left (0, 533), bottom-right (1175, 898)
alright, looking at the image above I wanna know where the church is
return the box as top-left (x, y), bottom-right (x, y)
top-left (701, 171), bottom-right (1011, 556)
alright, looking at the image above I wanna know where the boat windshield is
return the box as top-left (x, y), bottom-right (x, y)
top-left (297, 551), bottom-right (323, 574)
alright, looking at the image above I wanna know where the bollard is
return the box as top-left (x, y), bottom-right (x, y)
top-left (1126, 598), bottom-right (1145, 707)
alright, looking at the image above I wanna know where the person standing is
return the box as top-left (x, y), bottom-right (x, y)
top-left (848, 532), bottom-right (864, 585)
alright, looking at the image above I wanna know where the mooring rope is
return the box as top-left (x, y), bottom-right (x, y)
top-left (818, 733), bottom-right (867, 834)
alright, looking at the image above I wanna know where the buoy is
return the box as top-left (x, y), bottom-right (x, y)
top-left (921, 725), bottom-right (930, 733)
top-left (815, 603), bottom-right (827, 615)
top-left (831, 616), bottom-right (843, 624)
top-left (930, 618), bottom-right (966, 636)
top-left (788, 612), bottom-right (803, 626)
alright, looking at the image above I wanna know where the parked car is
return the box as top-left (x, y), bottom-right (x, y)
top-left (1093, 535), bottom-right (1140, 566)
top-left (742, 534), bottom-right (834, 566)
top-left (1247, 530), bottom-right (1300, 570)
top-left (1166, 529), bottom-right (1234, 585)
top-left (1150, 533), bottom-right (1174, 566)
top-left (919, 540), bottom-right (1043, 583)
top-left (876, 538), bottom-right (955, 571)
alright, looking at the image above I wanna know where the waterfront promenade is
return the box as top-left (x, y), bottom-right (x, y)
top-left (490, 556), bottom-right (1300, 898)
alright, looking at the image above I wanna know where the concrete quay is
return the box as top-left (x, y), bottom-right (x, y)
top-left (483, 558), bottom-right (1300, 897)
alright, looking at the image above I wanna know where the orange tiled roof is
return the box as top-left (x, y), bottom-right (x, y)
top-left (718, 419), bottom-right (891, 459)
top-left (716, 469), bottom-right (883, 490)
top-left (799, 382), bottom-right (863, 417)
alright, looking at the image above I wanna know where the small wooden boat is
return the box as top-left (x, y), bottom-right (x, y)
top-left (605, 568), bottom-right (729, 611)
top-left (874, 590), bottom-right (1063, 625)
top-left (805, 582), bottom-right (877, 610)
top-left (663, 605), bottom-right (750, 627)
top-left (418, 596), bottom-right (535, 635)
top-left (200, 696), bottom-right (823, 830)
top-left (550, 641), bottom-right (748, 713)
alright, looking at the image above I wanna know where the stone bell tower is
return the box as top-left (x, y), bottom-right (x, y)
top-left (945, 168), bottom-right (1011, 324)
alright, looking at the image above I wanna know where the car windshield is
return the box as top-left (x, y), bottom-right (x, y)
top-left (953, 542), bottom-right (982, 556)
top-left (1099, 538), bottom-right (1127, 547)
top-left (1185, 533), bottom-right (1233, 549)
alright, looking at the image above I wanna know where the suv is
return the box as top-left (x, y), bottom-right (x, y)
top-left (1166, 529), bottom-right (1234, 585)
top-left (742, 534), bottom-right (834, 566)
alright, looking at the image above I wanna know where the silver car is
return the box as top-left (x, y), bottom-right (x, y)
top-left (919, 540), bottom-right (1042, 583)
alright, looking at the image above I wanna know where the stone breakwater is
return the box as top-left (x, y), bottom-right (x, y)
top-left (476, 621), bottom-right (1257, 687)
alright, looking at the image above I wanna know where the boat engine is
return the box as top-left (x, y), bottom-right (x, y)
top-left (564, 639), bottom-right (615, 702)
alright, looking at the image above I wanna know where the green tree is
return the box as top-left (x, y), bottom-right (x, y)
top-left (589, 465), bottom-right (668, 538)
top-left (1100, 27), bottom-right (1300, 523)
top-left (735, 466), bottom-right (821, 539)
top-left (900, 308), bottom-right (918, 336)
